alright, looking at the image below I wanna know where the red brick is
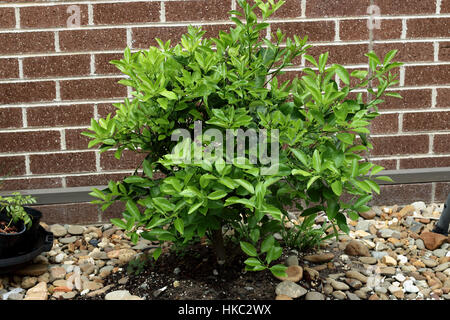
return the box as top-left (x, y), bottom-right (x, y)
top-left (400, 157), bottom-right (450, 169)
top-left (0, 81), bottom-right (55, 105)
top-left (442, 0), bottom-right (450, 13)
top-left (271, 0), bottom-right (302, 18)
top-left (0, 131), bottom-right (60, 153)
top-left (271, 21), bottom-right (335, 42)
top-left (132, 24), bottom-right (230, 49)
top-left (370, 113), bottom-right (399, 134)
top-left (405, 65), bottom-right (450, 86)
top-left (370, 135), bottom-right (429, 156)
top-left (0, 108), bottom-right (22, 129)
top-left (340, 19), bottom-right (402, 41)
top-left (59, 29), bottom-right (127, 52)
top-left (439, 42), bottom-right (450, 61)
top-left (27, 104), bottom-right (93, 127)
top-left (403, 111), bottom-right (450, 132)
top-left (94, 53), bottom-right (124, 75)
top-left (93, 2), bottom-right (160, 25)
top-left (100, 150), bottom-right (146, 171)
top-left (0, 32), bottom-right (54, 54)
top-left (373, 42), bottom-right (434, 63)
top-left (35, 202), bottom-right (99, 225)
top-left (372, 183), bottom-right (432, 206)
top-left (435, 182), bottom-right (450, 203)
top-left (408, 18), bottom-right (450, 38)
top-left (30, 152), bottom-right (96, 174)
top-left (379, 89), bottom-right (431, 110)
top-left (434, 134), bottom-right (450, 154)
top-left (306, 0), bottom-right (370, 17)
top-left (23, 55), bottom-right (90, 78)
top-left (371, 159), bottom-right (397, 170)
top-left (0, 156), bottom-right (26, 177)
top-left (166, 0), bottom-right (231, 21)
top-left (20, 4), bottom-right (89, 28)
top-left (65, 128), bottom-right (93, 150)
top-left (0, 177), bottom-right (62, 192)
top-left (97, 103), bottom-right (117, 119)
top-left (437, 89), bottom-right (450, 108)
top-left (0, 58), bottom-right (19, 79)
top-left (60, 78), bottom-right (127, 101)
top-left (306, 44), bottom-right (369, 66)
top-left (0, 7), bottom-right (15, 28)
top-left (374, 0), bottom-right (436, 15)
top-left (66, 172), bottom-right (132, 187)
top-left (101, 201), bottom-right (125, 223)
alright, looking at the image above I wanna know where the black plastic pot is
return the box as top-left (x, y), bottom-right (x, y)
top-left (22, 207), bottom-right (43, 243)
top-left (0, 211), bottom-right (26, 258)
top-left (0, 226), bottom-right (53, 274)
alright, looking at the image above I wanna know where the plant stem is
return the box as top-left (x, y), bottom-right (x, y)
top-left (211, 228), bottom-right (227, 265)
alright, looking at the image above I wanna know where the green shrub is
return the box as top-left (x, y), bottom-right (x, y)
top-left (84, 0), bottom-right (401, 277)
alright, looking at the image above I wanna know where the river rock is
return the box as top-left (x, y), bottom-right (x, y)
top-left (60, 236), bottom-right (78, 244)
top-left (275, 266), bottom-right (303, 282)
top-left (105, 290), bottom-right (132, 300)
top-left (304, 253), bottom-right (334, 263)
top-left (346, 270), bottom-right (368, 283)
top-left (305, 292), bottom-right (325, 300)
top-left (21, 277), bottom-right (38, 289)
top-left (23, 282), bottom-right (48, 300)
top-left (50, 224), bottom-right (67, 237)
top-left (328, 279), bottom-right (350, 291)
top-left (67, 225), bottom-right (85, 235)
top-left (420, 232), bottom-right (448, 250)
top-left (344, 240), bottom-right (370, 257)
top-left (275, 281), bottom-right (307, 298)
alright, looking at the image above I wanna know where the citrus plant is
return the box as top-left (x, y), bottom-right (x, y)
top-left (83, 0), bottom-right (401, 277)
top-left (0, 192), bottom-right (36, 231)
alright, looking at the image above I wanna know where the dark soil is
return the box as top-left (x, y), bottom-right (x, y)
top-left (0, 220), bottom-right (20, 234)
top-left (76, 240), bottom-right (347, 300)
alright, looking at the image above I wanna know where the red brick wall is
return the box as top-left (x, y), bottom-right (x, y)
top-left (0, 0), bottom-right (449, 222)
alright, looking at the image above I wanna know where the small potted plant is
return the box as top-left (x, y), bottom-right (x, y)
top-left (0, 192), bottom-right (37, 258)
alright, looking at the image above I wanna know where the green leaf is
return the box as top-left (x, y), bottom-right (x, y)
top-left (336, 133), bottom-right (354, 145)
top-left (290, 148), bottom-right (309, 166)
top-left (383, 49), bottom-right (398, 65)
top-left (244, 257), bottom-right (263, 267)
top-left (375, 175), bottom-right (394, 182)
top-left (160, 90), bottom-right (177, 100)
top-left (110, 218), bottom-right (127, 230)
top-left (218, 177), bottom-right (238, 189)
top-left (126, 200), bottom-right (141, 221)
top-left (152, 247), bottom-right (162, 261)
top-left (354, 194), bottom-right (372, 209)
top-left (269, 264), bottom-right (288, 278)
top-left (292, 169), bottom-right (311, 176)
top-left (240, 241), bottom-right (258, 257)
top-left (331, 180), bottom-right (343, 196)
top-left (333, 64), bottom-right (350, 85)
top-left (188, 201), bottom-right (203, 214)
top-left (153, 197), bottom-right (175, 212)
top-left (312, 149), bottom-right (321, 172)
top-left (207, 190), bottom-right (228, 200)
top-left (261, 236), bottom-right (275, 253)
top-left (174, 218), bottom-right (184, 235)
top-left (233, 179), bottom-right (255, 193)
top-left (307, 176), bottom-right (320, 189)
top-left (266, 246), bottom-right (282, 264)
